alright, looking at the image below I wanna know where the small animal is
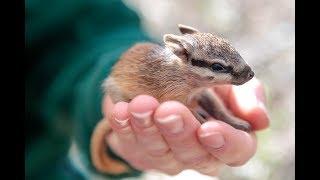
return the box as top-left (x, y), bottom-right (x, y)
top-left (90, 24), bottom-right (255, 174)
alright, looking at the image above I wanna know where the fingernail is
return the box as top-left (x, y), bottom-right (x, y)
top-left (156, 115), bottom-right (183, 134)
top-left (114, 118), bottom-right (129, 127)
top-left (131, 111), bottom-right (153, 127)
top-left (200, 132), bottom-right (225, 149)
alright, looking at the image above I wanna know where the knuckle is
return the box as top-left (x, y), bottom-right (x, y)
top-left (146, 146), bottom-right (170, 157)
top-left (193, 157), bottom-right (222, 175)
top-left (146, 141), bottom-right (170, 157)
top-left (176, 153), bottom-right (209, 167)
top-left (117, 126), bottom-right (134, 135)
top-left (139, 125), bottom-right (160, 136)
top-left (189, 155), bottom-right (212, 169)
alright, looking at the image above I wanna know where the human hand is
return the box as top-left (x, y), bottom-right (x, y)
top-left (103, 77), bottom-right (269, 176)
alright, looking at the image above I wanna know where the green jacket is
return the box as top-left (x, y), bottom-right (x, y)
top-left (26, 1), bottom-right (150, 179)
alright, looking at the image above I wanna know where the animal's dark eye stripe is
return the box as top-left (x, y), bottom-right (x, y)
top-left (191, 59), bottom-right (210, 68)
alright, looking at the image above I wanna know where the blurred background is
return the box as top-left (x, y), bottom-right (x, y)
top-left (122, 0), bottom-right (294, 179)
top-left (26, 0), bottom-right (294, 179)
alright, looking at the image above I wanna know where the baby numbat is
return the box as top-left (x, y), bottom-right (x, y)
top-left (90, 24), bottom-right (255, 174)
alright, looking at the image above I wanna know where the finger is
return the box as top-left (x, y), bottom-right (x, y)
top-left (102, 95), bottom-right (114, 118)
top-left (108, 102), bottom-right (138, 153)
top-left (128, 95), bottom-right (170, 156)
top-left (107, 101), bottom-right (153, 168)
top-left (154, 101), bottom-right (211, 166)
top-left (128, 96), bottom-right (184, 174)
top-left (198, 120), bottom-right (257, 166)
top-left (109, 102), bottom-right (134, 135)
top-left (212, 85), bottom-right (232, 107)
top-left (102, 96), bottom-right (137, 156)
top-left (103, 96), bottom-right (181, 173)
top-left (107, 132), bottom-right (151, 171)
top-left (229, 77), bottom-right (269, 130)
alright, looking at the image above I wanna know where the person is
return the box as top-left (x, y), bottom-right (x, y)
top-left (26, 0), bottom-right (269, 179)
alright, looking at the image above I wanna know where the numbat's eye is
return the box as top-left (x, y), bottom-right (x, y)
top-left (211, 63), bottom-right (226, 72)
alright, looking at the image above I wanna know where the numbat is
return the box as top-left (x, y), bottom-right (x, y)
top-left (91, 24), bottom-right (255, 174)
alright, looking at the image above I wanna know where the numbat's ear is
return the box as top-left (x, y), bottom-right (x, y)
top-left (163, 34), bottom-right (184, 53)
top-left (178, 24), bottom-right (200, 34)
top-left (163, 34), bottom-right (194, 55)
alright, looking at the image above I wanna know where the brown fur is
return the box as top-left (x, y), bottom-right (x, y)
top-left (107, 43), bottom-right (199, 104)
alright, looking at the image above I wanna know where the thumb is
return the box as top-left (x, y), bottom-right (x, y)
top-left (229, 78), bottom-right (270, 130)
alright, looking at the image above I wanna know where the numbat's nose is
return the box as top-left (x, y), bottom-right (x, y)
top-left (233, 67), bottom-right (255, 85)
top-left (248, 70), bottom-right (254, 80)
top-left (242, 66), bottom-right (254, 81)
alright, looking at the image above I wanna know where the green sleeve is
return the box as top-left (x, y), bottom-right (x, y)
top-left (26, 0), bottom-right (150, 179)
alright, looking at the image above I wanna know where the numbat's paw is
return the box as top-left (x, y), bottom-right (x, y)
top-left (221, 116), bottom-right (252, 132)
top-left (188, 88), bottom-right (252, 132)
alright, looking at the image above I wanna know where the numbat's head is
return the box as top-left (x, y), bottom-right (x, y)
top-left (163, 24), bottom-right (254, 86)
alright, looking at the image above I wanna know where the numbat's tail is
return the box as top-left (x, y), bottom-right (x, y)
top-left (90, 119), bottom-right (129, 174)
